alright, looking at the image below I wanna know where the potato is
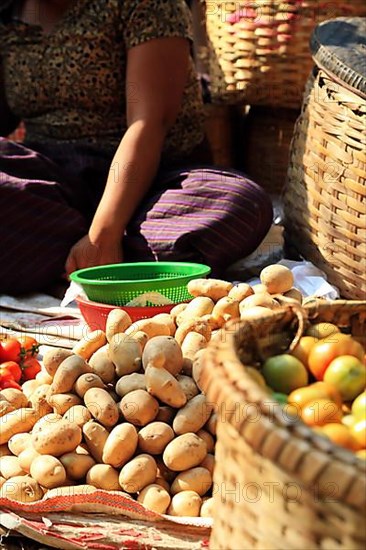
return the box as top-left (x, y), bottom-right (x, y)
top-left (30, 455), bottom-right (67, 489)
top-left (84, 388), bottom-right (119, 428)
top-left (108, 333), bottom-right (142, 377)
top-left (197, 430), bottom-right (215, 453)
top-left (119, 454), bottom-right (157, 493)
top-left (44, 484), bottom-right (97, 499)
top-left (63, 405), bottom-right (92, 428)
top-left (47, 393), bottom-right (83, 415)
top-left (187, 278), bottom-right (233, 301)
top-left (163, 433), bottom-right (207, 471)
top-left (155, 476), bottom-right (170, 492)
top-left (8, 433), bottom-right (32, 456)
top-left (137, 483), bottom-right (171, 514)
top-left (175, 318), bottom-right (211, 347)
top-left (145, 366), bottom-right (187, 408)
top-left (181, 332), bottom-right (207, 363)
top-left (211, 296), bottom-right (240, 327)
top-left (18, 447), bottom-right (41, 473)
top-left (228, 283), bottom-right (253, 301)
top-left (251, 283), bottom-right (269, 294)
top-left (115, 373), bottom-right (146, 397)
top-left (106, 309), bottom-right (132, 342)
top-left (260, 264), bottom-right (294, 294)
top-left (200, 453), bottom-right (215, 475)
top-left (151, 314), bottom-right (176, 337)
top-left (0, 475), bottom-right (43, 502)
top-left (0, 456), bottom-right (26, 479)
top-left (32, 413), bottom-right (63, 434)
top-left (240, 306), bottom-right (273, 320)
top-left (205, 412), bottom-right (217, 436)
top-left (0, 476), bottom-right (5, 488)
top-left (0, 444), bottom-right (12, 458)
top-left (142, 336), bottom-right (183, 375)
top-left (130, 331), bottom-right (149, 352)
top-left (167, 490), bottom-right (202, 517)
top-left (86, 464), bottom-right (121, 491)
top-left (192, 349), bottom-right (207, 391)
top-left (156, 457), bottom-right (176, 483)
top-left (74, 373), bottom-right (105, 398)
top-left (32, 419), bottom-right (82, 456)
top-left (200, 497), bottom-right (214, 517)
top-left (102, 423), bottom-right (138, 468)
top-left (60, 452), bottom-right (96, 480)
top-left (82, 421), bottom-right (109, 462)
top-left (170, 303), bottom-right (188, 324)
top-left (177, 297), bottom-right (214, 325)
top-left (125, 318), bottom-right (170, 339)
top-left (28, 384), bottom-right (53, 416)
top-left (181, 357), bottom-right (193, 376)
top-left (0, 400), bottom-right (15, 418)
top-left (42, 348), bottom-right (73, 377)
top-left (50, 355), bottom-right (91, 394)
top-left (35, 368), bottom-right (54, 385)
top-left (0, 389), bottom-right (28, 410)
top-left (177, 375), bottom-right (199, 401)
top-left (0, 408), bottom-right (39, 445)
top-left (173, 395), bottom-right (213, 435)
top-left (73, 329), bottom-right (107, 361)
top-left (171, 467), bottom-right (212, 496)
top-left (239, 293), bottom-right (277, 311)
top-left (21, 379), bottom-right (41, 400)
top-left (138, 422), bottom-right (174, 455)
top-left (120, 389), bottom-right (159, 427)
top-left (282, 288), bottom-right (302, 303)
top-left (88, 346), bottom-right (116, 384)
top-left (155, 406), bottom-right (175, 424)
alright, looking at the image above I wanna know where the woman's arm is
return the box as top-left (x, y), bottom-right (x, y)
top-left (65, 36), bottom-right (190, 274)
top-left (0, 57), bottom-right (20, 136)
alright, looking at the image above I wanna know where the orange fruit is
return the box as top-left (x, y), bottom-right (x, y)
top-left (350, 419), bottom-right (366, 450)
top-left (291, 336), bottom-right (318, 369)
top-left (318, 423), bottom-right (358, 451)
top-left (288, 381), bottom-right (342, 410)
top-left (301, 399), bottom-right (342, 427)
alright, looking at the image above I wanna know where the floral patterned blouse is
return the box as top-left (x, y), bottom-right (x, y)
top-left (0, 0), bottom-right (205, 160)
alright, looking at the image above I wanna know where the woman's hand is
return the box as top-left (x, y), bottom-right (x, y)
top-left (65, 234), bottom-right (123, 276)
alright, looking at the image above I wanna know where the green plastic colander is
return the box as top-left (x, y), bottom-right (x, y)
top-left (70, 262), bottom-right (211, 306)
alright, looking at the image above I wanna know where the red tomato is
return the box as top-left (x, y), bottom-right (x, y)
top-left (0, 378), bottom-right (22, 390)
top-left (0, 361), bottom-right (22, 383)
top-left (21, 357), bottom-right (42, 381)
top-left (308, 334), bottom-right (365, 381)
top-left (0, 338), bottom-right (22, 363)
top-left (18, 335), bottom-right (39, 358)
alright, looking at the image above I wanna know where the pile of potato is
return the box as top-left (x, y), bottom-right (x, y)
top-left (0, 265), bottom-right (298, 517)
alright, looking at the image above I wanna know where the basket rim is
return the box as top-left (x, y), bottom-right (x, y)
top-left (70, 261), bottom-right (211, 287)
top-left (201, 300), bottom-right (366, 510)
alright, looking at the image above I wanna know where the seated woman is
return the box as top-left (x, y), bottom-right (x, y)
top-left (0, 0), bottom-right (273, 295)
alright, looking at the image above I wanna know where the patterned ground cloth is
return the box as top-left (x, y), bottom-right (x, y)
top-left (0, 138), bottom-right (273, 294)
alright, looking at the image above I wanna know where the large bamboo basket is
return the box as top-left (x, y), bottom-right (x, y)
top-left (284, 68), bottom-right (366, 299)
top-left (241, 106), bottom-right (300, 194)
top-left (202, 1), bottom-right (366, 107)
top-left (201, 300), bottom-right (366, 550)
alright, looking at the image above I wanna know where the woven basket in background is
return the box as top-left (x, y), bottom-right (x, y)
top-left (202, 1), bottom-right (366, 107)
top-left (201, 300), bottom-right (366, 550)
top-left (241, 106), bottom-right (299, 194)
top-left (284, 68), bottom-right (366, 300)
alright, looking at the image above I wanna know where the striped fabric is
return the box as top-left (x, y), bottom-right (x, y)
top-left (0, 139), bottom-right (273, 294)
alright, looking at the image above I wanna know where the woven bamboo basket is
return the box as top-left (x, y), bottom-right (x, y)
top-left (284, 68), bottom-right (366, 299)
top-left (200, 300), bottom-right (366, 550)
top-left (202, 1), bottom-right (366, 107)
top-left (241, 106), bottom-right (299, 194)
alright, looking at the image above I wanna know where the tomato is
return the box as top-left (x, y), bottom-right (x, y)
top-left (261, 354), bottom-right (308, 394)
top-left (0, 378), bottom-right (22, 390)
top-left (0, 361), bottom-right (22, 383)
top-left (308, 334), bottom-right (365, 381)
top-left (288, 381), bottom-right (342, 409)
top-left (350, 419), bottom-right (366, 450)
top-left (18, 335), bottom-right (39, 358)
top-left (21, 357), bottom-right (42, 381)
top-left (323, 355), bottom-right (366, 401)
top-left (0, 338), bottom-right (22, 363)
top-left (291, 336), bottom-right (318, 369)
top-left (305, 323), bottom-right (340, 340)
top-left (301, 398), bottom-right (342, 427)
top-left (318, 423), bottom-right (358, 451)
top-left (351, 391), bottom-right (366, 420)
